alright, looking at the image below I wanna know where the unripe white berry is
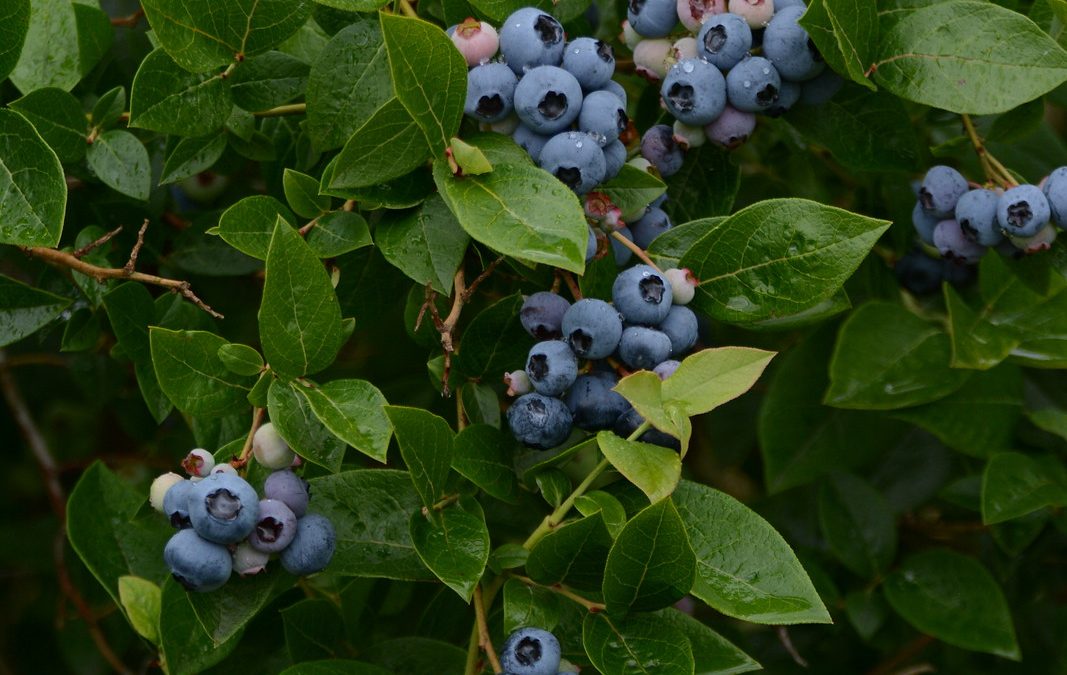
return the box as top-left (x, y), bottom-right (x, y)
top-left (253, 422), bottom-right (296, 469)
top-left (149, 472), bottom-right (183, 512)
top-left (504, 370), bottom-right (532, 396)
top-left (665, 268), bottom-right (698, 305)
top-left (211, 463), bottom-right (237, 476)
top-left (181, 448), bottom-right (215, 477)
top-left (728, 0), bottom-right (775, 28)
top-left (232, 541), bottom-right (270, 576)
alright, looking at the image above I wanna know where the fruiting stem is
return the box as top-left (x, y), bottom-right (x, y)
top-left (961, 114), bottom-right (1016, 188)
top-left (610, 230), bottom-right (662, 272)
top-left (474, 585), bottom-right (503, 674)
top-left (252, 103), bottom-right (308, 118)
top-left (233, 407), bottom-right (266, 469)
top-left (398, 0), bottom-right (419, 18)
top-left (508, 573), bottom-right (606, 612)
top-left (558, 269), bottom-right (583, 301)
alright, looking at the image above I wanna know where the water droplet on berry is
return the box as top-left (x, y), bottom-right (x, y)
top-left (682, 61), bottom-right (695, 73)
top-left (743, 80), bottom-right (751, 88)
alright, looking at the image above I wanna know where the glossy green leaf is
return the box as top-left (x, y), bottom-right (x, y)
top-left (284, 168), bottom-right (331, 219)
top-left (455, 293), bottom-right (533, 381)
top-left (86, 130), bottom-right (151, 201)
top-left (575, 491), bottom-right (628, 539)
top-left (647, 218), bottom-right (725, 270)
top-left (150, 328), bottom-right (256, 417)
top-left (884, 549), bottom-right (1020, 660)
top-left (603, 498), bottom-right (696, 615)
top-left (268, 380), bottom-right (348, 471)
top-left (306, 211), bottom-right (373, 258)
top-left (104, 284), bottom-right (173, 422)
top-left (158, 580), bottom-right (242, 675)
top-left (872, 1), bottom-right (1067, 114)
top-left (0, 274), bottom-right (71, 347)
top-left (9, 87), bottom-right (87, 162)
top-left (503, 577), bottom-right (560, 634)
top-left (680, 199), bottom-right (889, 325)
top-left (187, 566), bottom-right (293, 645)
top-left (409, 501), bottom-right (490, 601)
top-left (280, 660), bottom-right (391, 675)
top-left (160, 132), bottom-right (228, 184)
top-left (385, 406), bottom-right (455, 509)
top-left (230, 51), bottom-right (309, 111)
top-left (800, 0), bottom-right (879, 89)
top-left (216, 195), bottom-right (298, 260)
top-left (281, 599), bottom-right (345, 662)
top-left (663, 347), bottom-right (776, 416)
top-left (434, 159), bottom-right (587, 273)
top-left (526, 513), bottom-right (614, 591)
top-left (0, 0), bottom-right (29, 82)
top-left (141, 0), bottom-right (312, 72)
top-left (450, 137), bottom-right (492, 175)
top-left (583, 612), bottom-right (695, 675)
top-left (380, 13), bottom-right (466, 151)
top-left (309, 470), bottom-right (434, 580)
top-left (118, 576), bottom-right (162, 645)
top-left (130, 49), bottom-right (232, 137)
top-left (376, 194), bottom-right (469, 294)
top-left (656, 609), bottom-right (761, 675)
top-left (259, 218), bottom-right (344, 378)
top-left (74, 4), bottom-right (114, 81)
top-left (298, 379), bottom-right (392, 463)
top-left (452, 424), bottom-right (519, 503)
top-left (10, 0), bottom-right (79, 93)
top-left (91, 86), bottom-right (126, 129)
top-left (597, 431), bottom-right (681, 504)
top-left (535, 469), bottom-right (571, 508)
top-left (981, 452), bottom-right (1067, 525)
top-left (674, 480), bottom-right (831, 624)
top-left (944, 283), bottom-right (1020, 370)
top-left (459, 381), bottom-right (500, 428)
top-left (216, 343), bottom-right (264, 376)
top-left (664, 144), bottom-right (740, 224)
top-left (328, 98), bottom-right (431, 189)
top-left (818, 472), bottom-right (897, 578)
top-left (597, 165), bottom-right (667, 220)
top-left (0, 110), bottom-right (66, 246)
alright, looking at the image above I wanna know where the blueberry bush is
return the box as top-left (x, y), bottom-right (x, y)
top-left (4, 0), bottom-right (1067, 673)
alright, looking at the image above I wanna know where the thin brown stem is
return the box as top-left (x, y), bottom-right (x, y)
top-left (462, 256), bottom-right (504, 302)
top-left (559, 270), bottom-right (583, 301)
top-left (777, 626), bottom-right (809, 668)
top-left (508, 574), bottom-right (605, 612)
top-left (110, 8), bottom-right (144, 27)
top-left (961, 114), bottom-right (1016, 188)
top-left (4, 353), bottom-right (69, 369)
top-left (610, 231), bottom-right (662, 272)
top-left (233, 407), bottom-right (266, 469)
top-left (73, 226), bottom-right (123, 258)
top-left (474, 585), bottom-right (503, 674)
top-left (123, 219), bottom-right (149, 275)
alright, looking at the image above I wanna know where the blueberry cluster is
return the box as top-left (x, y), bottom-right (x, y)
top-left (148, 429), bottom-right (335, 592)
top-left (506, 265), bottom-right (699, 451)
top-left (499, 627), bottom-right (575, 675)
top-left (911, 165), bottom-right (1067, 266)
top-left (627, 0), bottom-right (841, 153)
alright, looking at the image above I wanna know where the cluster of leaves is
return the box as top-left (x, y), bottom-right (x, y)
top-left (2, 0), bottom-right (1067, 674)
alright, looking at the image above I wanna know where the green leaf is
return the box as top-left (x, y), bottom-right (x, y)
top-left (281, 599), bottom-right (345, 662)
top-left (230, 51), bottom-right (309, 111)
top-left (664, 144), bottom-right (740, 224)
top-left (306, 211), bottom-right (373, 258)
top-left (575, 492), bottom-right (627, 539)
top-left (10, 0), bottom-right (79, 93)
top-left (800, 0), bottom-right (879, 89)
top-left (160, 132), bottom-right (228, 184)
top-left (0, 110), bottom-right (66, 246)
top-left (322, 163), bottom-right (435, 210)
top-left (217, 195), bottom-right (298, 259)
top-left (884, 549), bottom-right (1020, 660)
top-left (0, 274), bottom-right (71, 347)
top-left (455, 293), bottom-right (533, 381)
top-left (981, 452), bottom-right (1067, 525)
top-left (825, 301), bottom-right (970, 410)
top-left (118, 576), bottom-right (162, 645)
top-left (141, 0), bottom-right (312, 72)
top-left (597, 165), bottom-right (667, 219)
top-left (450, 137), bottom-right (492, 175)
top-left (380, 13), bottom-right (466, 151)
top-left (187, 566), bottom-right (293, 645)
top-left (409, 501), bottom-right (490, 601)
top-left (217, 343), bottom-right (264, 376)
top-left (597, 432), bottom-right (681, 504)
top-left (452, 424), bottom-right (519, 503)
top-left (9, 87), bottom-right (87, 162)
top-left (0, 0), bottom-right (29, 83)
top-left (818, 473), bottom-right (896, 578)
top-left (384, 406), bottom-right (455, 509)
top-left (583, 612), bottom-right (695, 675)
top-left (158, 580), bottom-right (242, 675)
top-left (663, 347), bottom-right (776, 416)
top-left (92, 86), bottom-right (126, 129)
top-left (363, 638), bottom-right (467, 674)
top-left (309, 470), bottom-right (434, 580)
top-left (86, 130), bottom-right (152, 201)
top-left (280, 661), bottom-right (392, 675)
top-left (434, 160), bottom-right (587, 273)
top-left (603, 498), bottom-right (696, 615)
top-left (329, 98), bottom-right (431, 189)
top-left (526, 513), bottom-right (613, 591)
top-left (75, 3), bottom-right (113, 80)
top-left (503, 577), bottom-right (560, 634)
top-left (656, 609), bottom-right (761, 675)
top-left (872, 0), bottom-right (1067, 114)
top-left (284, 168), bottom-right (332, 219)
top-left (300, 379), bottom-right (392, 463)
top-left (149, 327), bottom-right (256, 417)
top-left (129, 49), bottom-right (232, 137)
top-left (267, 380), bottom-right (348, 471)
top-left (306, 18), bottom-right (394, 151)
top-left (674, 480), bottom-right (831, 624)
top-left (612, 371), bottom-right (678, 440)
top-left (680, 199), bottom-right (889, 325)
top-left (104, 284), bottom-right (173, 422)
top-left (259, 218), bottom-right (344, 378)
top-left (944, 283), bottom-right (1020, 370)
top-left (536, 469), bottom-right (571, 508)
top-left (376, 194), bottom-right (469, 294)
top-left (647, 218), bottom-right (725, 270)
top-left (459, 381), bottom-right (500, 428)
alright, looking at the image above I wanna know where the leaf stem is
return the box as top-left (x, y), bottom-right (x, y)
top-left (253, 103), bottom-right (308, 118)
top-left (474, 584), bottom-right (503, 673)
top-left (508, 573), bottom-right (606, 612)
top-left (464, 575), bottom-right (507, 675)
top-left (961, 114), bottom-right (1016, 188)
top-left (398, 0), bottom-right (419, 18)
top-left (610, 230), bottom-right (662, 272)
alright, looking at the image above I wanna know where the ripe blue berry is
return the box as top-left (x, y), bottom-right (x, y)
top-left (658, 305), bottom-right (699, 354)
top-left (1043, 166), bottom-right (1067, 227)
top-left (763, 6), bottom-right (824, 81)
top-left (264, 469), bottom-right (310, 517)
top-left (612, 226), bottom-right (636, 265)
top-left (465, 63), bottom-right (518, 123)
top-left (249, 499), bottom-right (298, 553)
top-left (696, 14), bottom-right (752, 71)
top-left (499, 8), bottom-right (565, 74)
top-left (912, 201), bottom-right (938, 245)
top-left (934, 219), bottom-right (986, 265)
top-left (997, 184), bottom-right (1051, 237)
top-left (188, 473), bottom-right (259, 545)
top-left (499, 627), bottom-right (562, 675)
top-left (661, 58), bottom-right (727, 126)
top-left (513, 124), bottom-right (551, 163)
top-left (538, 132), bottom-right (606, 195)
top-left (628, 0), bottom-right (680, 38)
top-left (799, 68), bottom-right (843, 105)
top-left (578, 90), bottom-right (628, 146)
top-left (613, 264), bottom-right (673, 325)
top-left (654, 359), bottom-right (681, 380)
top-left (508, 393), bottom-right (574, 448)
top-left (163, 479), bottom-right (196, 529)
top-left (615, 408), bottom-right (680, 449)
top-left (600, 79), bottom-right (628, 107)
top-left (766, 80), bottom-right (801, 117)
top-left (562, 298), bottom-right (624, 359)
top-left (726, 56), bottom-right (781, 112)
top-left (602, 139), bottom-right (627, 180)
top-left (562, 37), bottom-right (615, 91)
top-left (618, 326), bottom-right (673, 370)
top-left (164, 529), bottom-right (232, 592)
top-left (520, 291), bottom-right (571, 340)
top-left (641, 125), bottom-right (685, 177)
top-left (525, 340), bottom-right (579, 396)
top-left (955, 189), bottom-right (1002, 246)
top-left (566, 372), bottom-right (631, 430)
top-left (919, 166), bottom-right (969, 219)
top-left (280, 514), bottom-right (336, 576)
top-left (585, 228), bottom-right (599, 261)
top-left (895, 249), bottom-right (944, 296)
top-left (705, 105), bottom-right (756, 149)
top-left (514, 66), bottom-right (584, 134)
top-left (631, 207), bottom-right (672, 248)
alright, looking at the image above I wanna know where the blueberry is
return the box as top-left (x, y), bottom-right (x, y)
top-left (613, 264), bottom-right (673, 325)
top-left (763, 6), bottom-right (824, 81)
top-left (585, 228), bottom-right (599, 261)
top-left (729, 0), bottom-right (774, 28)
top-left (253, 422), bottom-right (296, 469)
top-left (653, 359), bottom-right (681, 380)
top-left (799, 68), bottom-right (843, 105)
top-left (525, 340), bottom-right (579, 396)
top-left (566, 372), bottom-right (630, 430)
top-left (264, 469), bottom-right (310, 517)
top-left (997, 184), bottom-right (1051, 237)
top-left (181, 448), bottom-right (215, 477)
top-left (245, 499), bottom-right (296, 553)
top-left (188, 473), bottom-right (259, 545)
top-left (641, 124), bottom-right (685, 177)
top-left (618, 326), bottom-right (673, 370)
top-left (465, 63), bottom-right (518, 123)
top-left (612, 226), bottom-right (636, 265)
top-left (452, 19), bottom-right (500, 67)
top-left (705, 104), bottom-right (755, 149)
top-left (726, 56), bottom-right (781, 112)
top-left (942, 257), bottom-right (978, 286)
top-left (628, 0), bottom-right (680, 38)
top-left (912, 201), bottom-right (939, 245)
top-left (164, 529), bottom-right (232, 592)
top-left (631, 207), bottom-right (672, 248)
top-left (919, 165), bottom-right (969, 218)
top-left (163, 479), bottom-right (196, 529)
top-left (1043, 166), bottom-right (1067, 227)
top-left (615, 408), bottom-right (680, 449)
top-left (539, 132), bottom-right (607, 194)
top-left (600, 79), bottom-right (629, 107)
top-left (514, 66), bottom-right (584, 134)
top-left (678, 0), bottom-right (727, 32)
top-left (150, 472), bottom-right (183, 513)
top-left (562, 298), bottom-right (624, 359)
top-left (775, 0), bottom-right (807, 10)
top-left (696, 14), bottom-right (752, 71)
top-left (513, 124), bottom-right (551, 163)
top-left (280, 513), bottom-right (336, 576)
top-left (661, 58), bottom-right (728, 126)
top-left (507, 393), bottom-right (574, 448)
top-left (955, 189), bottom-right (1002, 246)
top-left (765, 79), bottom-right (801, 116)
top-left (562, 37), bottom-right (615, 91)
top-left (232, 541), bottom-right (270, 577)
top-left (933, 219), bottom-right (986, 265)
top-left (499, 627), bottom-right (561, 675)
top-left (519, 292), bottom-right (569, 339)
top-left (499, 8), bottom-right (565, 75)
top-left (895, 249), bottom-right (944, 296)
top-left (602, 139), bottom-right (627, 180)
top-left (578, 90), bottom-right (628, 146)
top-left (658, 305), bottom-right (698, 354)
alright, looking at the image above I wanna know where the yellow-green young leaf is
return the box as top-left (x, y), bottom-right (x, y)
top-left (9, 87), bottom-right (88, 163)
top-left (10, 0), bottom-right (79, 93)
top-left (129, 49), bottom-right (232, 137)
top-left (329, 98), bottom-right (432, 190)
top-left (149, 328), bottom-right (257, 417)
top-left (663, 347), bottom-right (775, 416)
top-left (384, 406), bottom-right (455, 509)
top-left (86, 130), bottom-right (151, 201)
top-left (981, 452), bottom-right (1067, 525)
top-left (0, 0), bottom-right (29, 83)
top-left (118, 576), bottom-right (162, 645)
top-left (450, 137), bottom-right (492, 175)
top-left (409, 499), bottom-right (490, 601)
top-left (884, 549), bottom-right (1020, 660)
top-left (0, 274), bottom-right (71, 347)
top-left (299, 379), bottom-right (392, 464)
top-left (612, 370), bottom-right (680, 438)
top-left (259, 218), bottom-right (344, 379)
top-left (0, 110), bottom-right (66, 247)
top-left (597, 431), bottom-right (681, 504)
top-left (583, 612), bottom-right (695, 675)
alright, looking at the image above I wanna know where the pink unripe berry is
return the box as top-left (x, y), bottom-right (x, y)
top-left (504, 370), bottom-right (532, 396)
top-left (728, 0), bottom-right (775, 27)
top-left (451, 18), bottom-right (499, 66)
top-left (181, 448), bottom-right (215, 477)
top-left (665, 268), bottom-right (698, 304)
top-left (1009, 223), bottom-right (1057, 253)
top-left (672, 37), bottom-right (698, 62)
top-left (677, 0), bottom-right (727, 31)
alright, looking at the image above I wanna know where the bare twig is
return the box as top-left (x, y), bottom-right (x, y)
top-left (73, 226), bottom-right (123, 259)
top-left (474, 585), bottom-right (503, 674)
top-left (461, 256), bottom-right (504, 302)
top-left (123, 219), bottom-right (149, 275)
top-left (777, 626), bottom-right (809, 668)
